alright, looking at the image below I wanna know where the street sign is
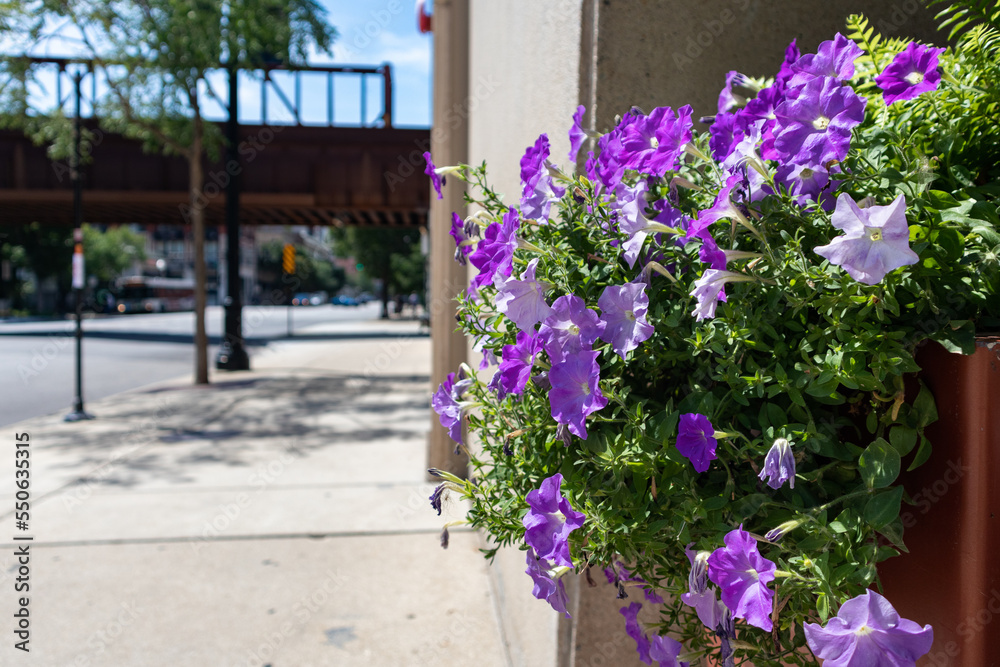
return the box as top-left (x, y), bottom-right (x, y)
top-left (282, 243), bottom-right (296, 274)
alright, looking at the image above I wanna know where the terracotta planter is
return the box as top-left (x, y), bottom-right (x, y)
top-left (879, 338), bottom-right (1000, 667)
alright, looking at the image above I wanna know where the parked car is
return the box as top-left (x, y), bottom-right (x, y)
top-left (331, 295), bottom-right (359, 306)
top-left (291, 293), bottom-right (312, 306)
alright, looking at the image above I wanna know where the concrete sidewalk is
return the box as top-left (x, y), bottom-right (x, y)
top-left (0, 334), bottom-right (513, 666)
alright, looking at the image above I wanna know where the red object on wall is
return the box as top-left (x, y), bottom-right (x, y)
top-left (416, 0), bottom-right (432, 33)
top-left (879, 338), bottom-right (1000, 667)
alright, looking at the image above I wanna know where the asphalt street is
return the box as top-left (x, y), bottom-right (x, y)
top-left (0, 303), bottom-right (389, 427)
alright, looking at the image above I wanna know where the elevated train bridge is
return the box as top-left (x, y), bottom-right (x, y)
top-left (0, 58), bottom-right (430, 229)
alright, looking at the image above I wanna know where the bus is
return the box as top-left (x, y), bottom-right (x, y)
top-left (114, 276), bottom-right (196, 314)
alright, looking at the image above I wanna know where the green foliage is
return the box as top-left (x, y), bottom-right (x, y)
top-left (925, 0), bottom-right (1000, 39)
top-left (82, 224), bottom-right (146, 284)
top-left (330, 227), bottom-right (426, 296)
top-left (437, 14), bottom-right (998, 666)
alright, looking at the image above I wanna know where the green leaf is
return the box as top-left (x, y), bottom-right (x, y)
top-left (912, 383), bottom-right (939, 428)
top-left (865, 486), bottom-right (905, 529)
top-left (888, 426), bottom-right (918, 457)
top-left (859, 438), bottom-right (901, 489)
top-left (907, 435), bottom-right (934, 471)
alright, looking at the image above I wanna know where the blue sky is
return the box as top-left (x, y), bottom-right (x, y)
top-left (14, 1), bottom-right (432, 129)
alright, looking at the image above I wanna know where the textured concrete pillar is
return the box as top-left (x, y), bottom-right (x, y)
top-left (427, 0), bottom-right (470, 479)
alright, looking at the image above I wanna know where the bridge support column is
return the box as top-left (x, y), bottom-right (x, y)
top-left (427, 0), bottom-right (469, 479)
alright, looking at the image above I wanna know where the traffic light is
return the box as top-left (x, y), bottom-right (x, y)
top-left (282, 244), bottom-right (295, 274)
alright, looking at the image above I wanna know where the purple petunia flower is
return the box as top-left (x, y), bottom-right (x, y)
top-left (775, 38), bottom-right (801, 89)
top-left (875, 42), bottom-right (945, 105)
top-left (787, 33), bottom-right (864, 88)
top-left (759, 438), bottom-right (796, 490)
top-left (775, 163), bottom-right (835, 209)
top-left (431, 370), bottom-right (473, 444)
top-left (498, 329), bottom-right (543, 396)
top-left (620, 603), bottom-right (652, 663)
top-left (690, 269), bottom-right (756, 322)
top-left (598, 283), bottom-right (655, 360)
top-left (613, 179), bottom-right (654, 268)
top-left (649, 634), bottom-right (688, 667)
top-left (687, 175), bottom-right (745, 240)
top-left (773, 77), bottom-right (867, 166)
top-left (681, 547), bottom-right (730, 632)
top-left (708, 111), bottom-right (742, 162)
top-left (523, 473), bottom-right (586, 568)
top-left (520, 134), bottom-right (567, 221)
top-left (605, 560), bottom-right (665, 604)
top-left (423, 151), bottom-right (444, 199)
top-left (804, 590), bottom-right (934, 666)
top-left (495, 258), bottom-right (554, 331)
top-left (569, 105), bottom-right (587, 163)
top-left (717, 70), bottom-right (746, 114)
top-left (469, 208), bottom-right (521, 289)
top-left (620, 105), bottom-right (694, 177)
top-left (539, 294), bottom-right (604, 360)
top-left (676, 413), bottom-right (718, 473)
top-left (449, 212), bottom-right (474, 264)
top-left (814, 193), bottom-right (918, 285)
top-left (525, 549), bottom-right (571, 617)
top-left (548, 350), bottom-right (608, 439)
top-left (708, 525), bottom-right (777, 631)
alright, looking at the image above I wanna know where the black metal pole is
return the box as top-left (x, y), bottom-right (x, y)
top-left (66, 71), bottom-right (93, 422)
top-left (216, 65), bottom-right (250, 370)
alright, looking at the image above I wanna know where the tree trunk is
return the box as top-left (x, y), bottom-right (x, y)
top-left (189, 126), bottom-right (209, 385)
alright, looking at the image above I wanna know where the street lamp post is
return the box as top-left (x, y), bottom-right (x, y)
top-left (216, 65), bottom-right (250, 371)
top-left (65, 69), bottom-right (94, 422)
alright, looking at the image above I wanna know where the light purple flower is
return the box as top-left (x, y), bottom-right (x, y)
top-left (759, 438), bottom-right (796, 490)
top-left (520, 134), bottom-right (567, 221)
top-left (804, 590), bottom-right (934, 666)
top-left (681, 547), bottom-right (730, 632)
top-left (469, 208), bottom-right (521, 289)
top-left (708, 525), bottom-right (777, 631)
top-left (613, 179), bottom-right (654, 267)
top-left (620, 602), bottom-right (652, 664)
top-left (498, 330), bottom-right (543, 396)
top-left (687, 175), bottom-right (745, 240)
top-left (495, 258), bottom-right (554, 331)
top-left (814, 193), bottom-right (918, 285)
top-left (431, 370), bottom-right (473, 444)
top-left (676, 413), bottom-right (718, 473)
top-left (690, 269), bottom-right (753, 322)
top-left (539, 294), bottom-right (604, 360)
top-left (787, 33), bottom-right (864, 87)
top-left (773, 77), bottom-right (867, 166)
top-left (569, 105), bottom-right (587, 163)
top-left (875, 42), bottom-right (945, 105)
top-left (649, 634), bottom-right (688, 667)
top-left (775, 163), bottom-right (834, 209)
top-left (523, 473), bottom-right (586, 568)
top-left (598, 283), bottom-right (655, 360)
top-left (526, 549), bottom-right (571, 617)
top-left (549, 350), bottom-right (608, 439)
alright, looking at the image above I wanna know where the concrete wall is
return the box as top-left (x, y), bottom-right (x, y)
top-left (469, 0), bottom-right (585, 204)
top-left (584, 0), bottom-right (941, 130)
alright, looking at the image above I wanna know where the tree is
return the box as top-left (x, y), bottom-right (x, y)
top-left (3, 0), bottom-right (334, 383)
top-left (82, 224), bottom-right (146, 284)
top-left (331, 227), bottom-right (426, 318)
top-left (256, 240), bottom-right (345, 298)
